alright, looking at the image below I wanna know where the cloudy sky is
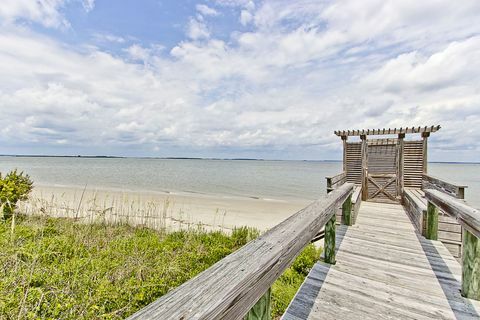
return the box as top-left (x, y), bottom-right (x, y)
top-left (0, 0), bottom-right (479, 161)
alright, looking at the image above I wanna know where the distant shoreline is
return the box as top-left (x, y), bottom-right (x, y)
top-left (0, 154), bottom-right (478, 164)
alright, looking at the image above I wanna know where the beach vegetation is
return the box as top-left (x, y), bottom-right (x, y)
top-left (0, 215), bottom-right (319, 319)
top-left (0, 169), bottom-right (33, 220)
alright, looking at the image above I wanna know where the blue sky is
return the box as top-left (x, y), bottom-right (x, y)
top-left (0, 0), bottom-right (479, 161)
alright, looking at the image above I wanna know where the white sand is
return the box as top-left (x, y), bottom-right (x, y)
top-left (21, 184), bottom-right (312, 232)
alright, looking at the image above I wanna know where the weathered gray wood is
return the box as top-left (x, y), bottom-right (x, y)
top-left (462, 228), bottom-right (480, 300)
top-left (423, 174), bottom-right (467, 199)
top-left (398, 133), bottom-right (405, 197)
top-left (284, 201), bottom-right (480, 320)
top-left (326, 172), bottom-right (347, 192)
top-left (361, 135), bottom-right (368, 201)
top-left (351, 186), bottom-right (362, 224)
top-left (244, 288), bottom-right (271, 320)
top-left (426, 201), bottom-right (439, 240)
top-left (422, 131), bottom-right (429, 174)
top-left (425, 189), bottom-right (480, 238)
top-left (335, 125), bottom-right (441, 137)
top-left (127, 183), bottom-right (354, 320)
top-left (324, 214), bottom-right (336, 264)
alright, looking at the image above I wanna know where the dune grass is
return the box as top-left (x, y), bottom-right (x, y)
top-left (0, 215), bottom-right (320, 319)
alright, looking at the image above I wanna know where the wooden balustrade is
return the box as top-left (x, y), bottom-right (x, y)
top-left (422, 174), bottom-right (467, 199)
top-left (127, 183), bottom-right (354, 320)
top-left (326, 172), bottom-right (347, 193)
top-left (424, 189), bottom-right (480, 300)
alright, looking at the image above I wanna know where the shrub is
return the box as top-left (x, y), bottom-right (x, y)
top-left (0, 169), bottom-right (33, 220)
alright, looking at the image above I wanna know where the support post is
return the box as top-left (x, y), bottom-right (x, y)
top-left (324, 214), bottom-right (336, 264)
top-left (422, 132), bottom-right (430, 174)
top-left (462, 228), bottom-right (480, 300)
top-left (342, 195), bottom-right (352, 226)
top-left (244, 288), bottom-right (271, 320)
top-left (397, 133), bottom-right (405, 199)
top-left (360, 134), bottom-right (368, 201)
top-left (342, 135), bottom-right (348, 172)
top-left (426, 201), bottom-right (438, 240)
top-left (326, 177), bottom-right (332, 194)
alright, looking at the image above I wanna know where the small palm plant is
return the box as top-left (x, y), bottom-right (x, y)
top-left (0, 169), bottom-right (33, 220)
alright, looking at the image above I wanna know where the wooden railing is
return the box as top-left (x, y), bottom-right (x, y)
top-left (127, 183), bottom-right (355, 320)
top-left (422, 174), bottom-right (467, 199)
top-left (326, 171), bottom-right (347, 193)
top-left (424, 189), bottom-right (480, 300)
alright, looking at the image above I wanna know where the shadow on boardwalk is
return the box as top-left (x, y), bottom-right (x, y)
top-left (415, 232), bottom-right (480, 319)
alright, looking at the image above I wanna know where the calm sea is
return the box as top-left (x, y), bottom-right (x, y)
top-left (0, 156), bottom-right (478, 207)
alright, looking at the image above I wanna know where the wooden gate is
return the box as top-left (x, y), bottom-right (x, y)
top-left (367, 140), bottom-right (399, 203)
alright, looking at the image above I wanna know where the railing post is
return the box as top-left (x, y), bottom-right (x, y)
top-left (342, 195), bottom-right (352, 226)
top-left (426, 201), bottom-right (438, 240)
top-left (462, 228), bottom-right (480, 300)
top-left (326, 177), bottom-right (332, 194)
top-left (244, 288), bottom-right (271, 320)
top-left (324, 214), bottom-right (336, 264)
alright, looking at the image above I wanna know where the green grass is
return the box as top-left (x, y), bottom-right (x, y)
top-left (0, 216), bottom-right (320, 319)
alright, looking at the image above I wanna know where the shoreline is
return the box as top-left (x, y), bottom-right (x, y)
top-left (21, 184), bottom-right (311, 232)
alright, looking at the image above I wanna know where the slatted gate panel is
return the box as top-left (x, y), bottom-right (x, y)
top-left (404, 140), bottom-right (424, 188)
top-left (367, 141), bottom-right (398, 203)
top-left (345, 142), bottom-right (362, 184)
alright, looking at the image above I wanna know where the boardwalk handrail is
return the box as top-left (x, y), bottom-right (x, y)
top-left (127, 183), bottom-right (354, 319)
top-left (424, 188), bottom-right (480, 300)
top-left (326, 171), bottom-right (347, 192)
top-left (424, 189), bottom-right (479, 238)
top-left (423, 174), bottom-right (467, 199)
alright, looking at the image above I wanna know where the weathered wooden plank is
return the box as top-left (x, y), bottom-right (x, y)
top-left (284, 201), bottom-right (480, 320)
top-left (425, 189), bottom-right (480, 238)
top-left (334, 125), bottom-right (440, 137)
top-left (127, 183), bottom-right (354, 320)
top-left (423, 174), bottom-right (467, 199)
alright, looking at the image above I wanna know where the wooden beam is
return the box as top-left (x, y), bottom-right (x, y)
top-left (422, 174), bottom-right (467, 199)
top-left (462, 229), bottom-right (480, 300)
top-left (424, 189), bottom-right (480, 238)
top-left (426, 201), bottom-right (439, 240)
top-left (422, 131), bottom-right (429, 174)
top-left (361, 135), bottom-right (368, 201)
top-left (342, 195), bottom-right (352, 226)
top-left (324, 214), bottom-right (336, 264)
top-left (244, 288), bottom-right (271, 320)
top-left (342, 135), bottom-right (348, 172)
top-left (398, 133), bottom-right (405, 198)
top-left (334, 125), bottom-right (441, 137)
top-left (127, 184), bottom-right (354, 320)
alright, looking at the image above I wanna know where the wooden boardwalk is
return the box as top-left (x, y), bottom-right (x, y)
top-left (283, 201), bottom-right (480, 320)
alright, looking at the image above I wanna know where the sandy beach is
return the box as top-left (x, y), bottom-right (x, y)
top-left (20, 184), bottom-right (312, 232)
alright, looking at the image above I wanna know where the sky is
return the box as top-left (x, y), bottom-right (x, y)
top-left (0, 0), bottom-right (479, 161)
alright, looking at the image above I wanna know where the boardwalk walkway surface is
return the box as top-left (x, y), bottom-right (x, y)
top-left (283, 201), bottom-right (480, 320)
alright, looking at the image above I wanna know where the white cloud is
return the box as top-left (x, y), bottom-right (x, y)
top-left (0, 0), bottom-right (69, 28)
top-left (239, 10), bottom-right (253, 26)
top-left (0, 0), bottom-right (479, 160)
top-left (92, 32), bottom-right (125, 43)
top-left (186, 18), bottom-right (210, 40)
top-left (82, 0), bottom-right (95, 12)
top-left (196, 4), bottom-right (219, 16)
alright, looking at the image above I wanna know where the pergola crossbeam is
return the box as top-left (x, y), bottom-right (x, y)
top-left (334, 125), bottom-right (440, 137)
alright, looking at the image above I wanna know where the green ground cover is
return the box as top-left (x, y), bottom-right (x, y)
top-left (0, 216), bottom-right (320, 319)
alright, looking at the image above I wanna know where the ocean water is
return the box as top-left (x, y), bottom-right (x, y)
top-left (0, 156), bottom-right (478, 207)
